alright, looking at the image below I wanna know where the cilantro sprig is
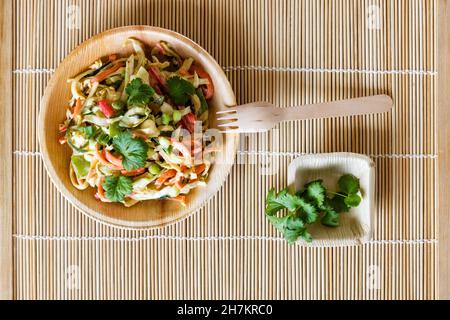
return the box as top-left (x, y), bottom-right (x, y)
top-left (125, 78), bottom-right (155, 106)
top-left (102, 175), bottom-right (133, 202)
top-left (112, 131), bottom-right (148, 171)
top-left (167, 76), bottom-right (195, 105)
top-left (265, 174), bottom-right (362, 244)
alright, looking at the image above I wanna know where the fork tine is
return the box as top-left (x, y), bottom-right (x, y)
top-left (216, 109), bottom-right (237, 115)
top-left (217, 122), bottom-right (237, 128)
top-left (216, 116), bottom-right (238, 121)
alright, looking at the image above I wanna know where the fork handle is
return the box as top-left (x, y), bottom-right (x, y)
top-left (278, 94), bottom-right (393, 121)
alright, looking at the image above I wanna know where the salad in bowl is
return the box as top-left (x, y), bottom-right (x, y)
top-left (59, 37), bottom-right (216, 207)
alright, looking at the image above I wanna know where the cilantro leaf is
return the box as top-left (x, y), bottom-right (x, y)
top-left (266, 214), bottom-right (289, 233)
top-left (265, 189), bottom-right (286, 215)
top-left (284, 216), bottom-right (305, 243)
top-left (300, 230), bottom-right (313, 242)
top-left (284, 215), bottom-right (305, 231)
top-left (102, 175), bottom-right (133, 202)
top-left (265, 188), bottom-right (301, 214)
top-left (125, 78), bottom-right (155, 106)
top-left (167, 76), bottom-right (195, 105)
top-left (286, 216), bottom-right (313, 243)
top-left (296, 197), bottom-right (318, 224)
top-left (267, 215), bottom-right (310, 244)
top-left (344, 193), bottom-right (361, 207)
top-left (284, 227), bottom-right (305, 243)
top-left (330, 194), bottom-right (350, 213)
top-left (112, 131), bottom-right (149, 170)
top-left (304, 180), bottom-right (326, 208)
top-left (321, 209), bottom-right (340, 227)
top-left (338, 174), bottom-right (360, 195)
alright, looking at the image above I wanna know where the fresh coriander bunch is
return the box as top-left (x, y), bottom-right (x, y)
top-left (265, 174), bottom-right (362, 244)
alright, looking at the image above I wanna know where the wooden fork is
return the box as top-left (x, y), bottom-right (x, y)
top-left (216, 94), bottom-right (393, 133)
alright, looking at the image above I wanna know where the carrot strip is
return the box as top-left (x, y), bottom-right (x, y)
top-left (178, 69), bottom-right (189, 76)
top-left (103, 149), bottom-right (124, 169)
top-left (90, 62), bottom-right (124, 84)
top-left (193, 163), bottom-right (206, 175)
top-left (154, 169), bottom-right (177, 189)
top-left (94, 146), bottom-right (122, 170)
top-left (175, 177), bottom-right (187, 190)
top-left (121, 167), bottom-right (146, 176)
top-left (96, 178), bottom-right (111, 202)
top-left (72, 98), bottom-right (83, 118)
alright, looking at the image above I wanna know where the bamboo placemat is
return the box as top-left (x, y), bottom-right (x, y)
top-left (8, 0), bottom-right (440, 299)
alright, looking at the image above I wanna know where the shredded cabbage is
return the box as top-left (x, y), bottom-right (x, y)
top-left (59, 37), bottom-right (215, 207)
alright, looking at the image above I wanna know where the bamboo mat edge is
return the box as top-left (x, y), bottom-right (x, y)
top-left (0, 0), bottom-right (13, 300)
top-left (3, 0), bottom-right (446, 300)
top-left (437, 0), bottom-right (450, 300)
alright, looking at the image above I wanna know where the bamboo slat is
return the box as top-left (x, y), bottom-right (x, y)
top-left (0, 0), bottom-right (13, 300)
top-left (437, 0), bottom-right (450, 300)
top-left (10, 0), bottom-right (438, 299)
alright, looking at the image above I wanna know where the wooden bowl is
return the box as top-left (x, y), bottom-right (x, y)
top-left (39, 26), bottom-right (239, 229)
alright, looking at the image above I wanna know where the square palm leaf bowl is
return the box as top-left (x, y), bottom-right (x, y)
top-left (287, 152), bottom-right (375, 246)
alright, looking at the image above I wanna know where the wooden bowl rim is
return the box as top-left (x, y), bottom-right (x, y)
top-left (38, 25), bottom-right (238, 229)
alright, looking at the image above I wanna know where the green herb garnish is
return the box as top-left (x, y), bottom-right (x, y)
top-left (125, 78), bottom-right (155, 106)
top-left (166, 76), bottom-right (195, 105)
top-left (265, 174), bottom-right (362, 243)
top-left (102, 175), bottom-right (133, 202)
top-left (112, 131), bottom-right (148, 171)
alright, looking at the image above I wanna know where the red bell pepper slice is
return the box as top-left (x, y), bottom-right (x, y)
top-left (98, 100), bottom-right (115, 118)
top-left (179, 112), bottom-right (197, 134)
top-left (149, 66), bottom-right (167, 87)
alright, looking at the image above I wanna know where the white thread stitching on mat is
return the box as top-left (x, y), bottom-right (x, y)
top-left (13, 67), bottom-right (437, 76)
top-left (13, 150), bottom-right (438, 159)
top-left (13, 150), bottom-right (42, 156)
top-left (13, 68), bottom-right (55, 74)
top-left (237, 150), bottom-right (438, 159)
top-left (12, 234), bottom-right (437, 246)
top-left (223, 66), bottom-right (438, 76)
